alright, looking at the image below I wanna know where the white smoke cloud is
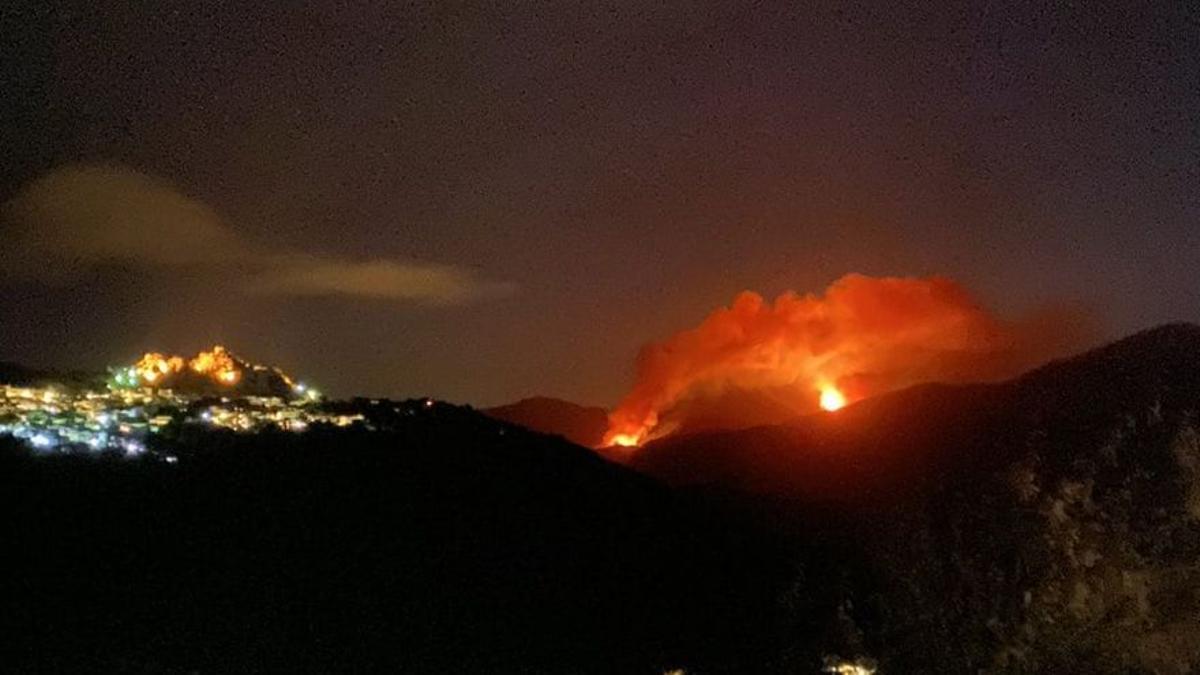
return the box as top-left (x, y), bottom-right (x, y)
top-left (250, 255), bottom-right (515, 302)
top-left (0, 164), bottom-right (513, 304)
top-left (1, 165), bottom-right (247, 280)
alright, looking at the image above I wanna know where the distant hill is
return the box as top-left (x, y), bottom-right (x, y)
top-left (630, 323), bottom-right (1200, 671)
top-left (634, 323), bottom-right (1200, 497)
top-left (484, 396), bottom-right (609, 447)
top-left (634, 380), bottom-right (1008, 499)
top-left (650, 384), bottom-right (810, 437)
top-left (0, 361), bottom-right (44, 385)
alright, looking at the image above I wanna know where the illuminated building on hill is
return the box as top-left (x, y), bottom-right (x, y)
top-left (0, 347), bottom-right (359, 459)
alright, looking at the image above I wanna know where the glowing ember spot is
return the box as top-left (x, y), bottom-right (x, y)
top-left (610, 433), bottom-right (641, 448)
top-left (819, 386), bottom-right (846, 412)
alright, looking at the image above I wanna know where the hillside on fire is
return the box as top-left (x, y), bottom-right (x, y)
top-left (3, 325), bottom-right (1200, 672)
top-left (628, 323), bottom-right (1200, 672)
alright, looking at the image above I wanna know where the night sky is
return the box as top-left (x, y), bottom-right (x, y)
top-left (2, 1), bottom-right (1197, 406)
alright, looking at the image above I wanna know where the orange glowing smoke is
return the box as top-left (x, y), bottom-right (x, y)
top-left (604, 274), bottom-right (1089, 450)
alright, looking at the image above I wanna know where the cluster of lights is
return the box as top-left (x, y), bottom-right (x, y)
top-left (0, 379), bottom-right (361, 458)
top-left (194, 396), bottom-right (360, 433)
top-left (1, 348), bottom-right (343, 458)
top-left (293, 382), bottom-right (321, 401)
top-left (111, 367), bottom-right (141, 388)
top-left (0, 384), bottom-right (179, 456)
top-left (0, 348), bottom-right (481, 461)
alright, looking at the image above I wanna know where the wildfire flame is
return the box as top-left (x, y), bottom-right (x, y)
top-left (818, 386), bottom-right (846, 412)
top-left (610, 433), bottom-right (642, 448)
top-left (603, 273), bottom-right (1088, 452)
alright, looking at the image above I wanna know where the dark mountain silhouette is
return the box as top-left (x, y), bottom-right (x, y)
top-left (633, 323), bottom-right (1200, 498)
top-left (631, 323), bottom-right (1200, 672)
top-left (0, 401), bottom-right (787, 674)
top-left (653, 384), bottom-right (811, 438)
top-left (0, 361), bottom-right (43, 383)
top-left (484, 396), bottom-right (609, 447)
top-left (634, 380), bottom-right (1008, 500)
top-left (5, 324), bottom-right (1200, 672)
top-left (0, 361), bottom-right (104, 388)
top-left (483, 387), bottom-right (809, 452)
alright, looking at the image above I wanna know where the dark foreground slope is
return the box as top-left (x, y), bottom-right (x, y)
top-left (0, 405), bottom-right (786, 674)
top-left (7, 324), bottom-right (1200, 673)
top-left (634, 324), bottom-right (1200, 672)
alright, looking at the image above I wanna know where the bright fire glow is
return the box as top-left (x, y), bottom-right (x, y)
top-left (134, 353), bottom-right (185, 384)
top-left (602, 273), bottom-right (1083, 450)
top-left (819, 386), bottom-right (846, 412)
top-left (131, 346), bottom-right (242, 388)
top-left (610, 433), bottom-right (642, 448)
top-left (188, 346), bottom-right (240, 385)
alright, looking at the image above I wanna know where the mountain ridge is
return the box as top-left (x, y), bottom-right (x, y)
top-left (483, 395), bottom-right (609, 447)
top-left (629, 322), bottom-right (1200, 671)
top-left (630, 323), bottom-right (1200, 500)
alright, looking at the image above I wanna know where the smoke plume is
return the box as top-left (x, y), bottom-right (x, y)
top-left (605, 274), bottom-right (1092, 449)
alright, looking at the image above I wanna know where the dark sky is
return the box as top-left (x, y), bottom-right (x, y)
top-left (2, 1), bottom-right (1197, 406)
